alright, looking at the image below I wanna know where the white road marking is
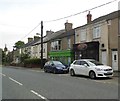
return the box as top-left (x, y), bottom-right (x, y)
top-left (9, 77), bottom-right (23, 86)
top-left (0, 73), bottom-right (6, 76)
top-left (30, 90), bottom-right (49, 100)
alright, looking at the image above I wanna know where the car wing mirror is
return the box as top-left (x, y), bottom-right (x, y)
top-left (84, 64), bottom-right (88, 67)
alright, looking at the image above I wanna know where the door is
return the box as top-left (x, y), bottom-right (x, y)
top-left (73, 60), bottom-right (81, 74)
top-left (102, 51), bottom-right (107, 65)
top-left (112, 51), bottom-right (118, 71)
top-left (79, 61), bottom-right (89, 76)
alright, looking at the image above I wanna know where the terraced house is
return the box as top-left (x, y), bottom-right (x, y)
top-left (47, 21), bottom-right (75, 66)
top-left (74, 11), bottom-right (119, 71)
top-left (21, 36), bottom-right (40, 58)
top-left (13, 10), bottom-right (119, 71)
top-left (31, 31), bottom-right (54, 59)
top-left (27, 21), bottom-right (75, 66)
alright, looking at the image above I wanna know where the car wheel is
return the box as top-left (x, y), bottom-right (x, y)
top-left (89, 71), bottom-right (96, 79)
top-left (70, 69), bottom-right (75, 76)
top-left (44, 68), bottom-right (47, 72)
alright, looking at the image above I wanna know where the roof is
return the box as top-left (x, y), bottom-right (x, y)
top-left (92, 10), bottom-right (119, 23)
top-left (33, 29), bottom-right (65, 45)
top-left (53, 29), bottom-right (75, 40)
top-left (49, 29), bottom-right (66, 41)
top-left (23, 39), bottom-right (40, 48)
top-left (33, 29), bottom-right (75, 46)
top-left (75, 10), bottom-right (119, 29)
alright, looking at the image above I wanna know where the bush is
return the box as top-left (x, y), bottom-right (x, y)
top-left (24, 58), bottom-right (47, 68)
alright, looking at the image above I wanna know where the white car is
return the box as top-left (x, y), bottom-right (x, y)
top-left (69, 59), bottom-right (113, 79)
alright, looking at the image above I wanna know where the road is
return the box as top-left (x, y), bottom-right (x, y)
top-left (1, 66), bottom-right (119, 100)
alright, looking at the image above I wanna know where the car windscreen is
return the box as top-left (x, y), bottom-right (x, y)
top-left (53, 61), bottom-right (64, 66)
top-left (89, 60), bottom-right (103, 66)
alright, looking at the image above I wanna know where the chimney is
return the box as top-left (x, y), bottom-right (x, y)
top-left (64, 20), bottom-right (73, 32)
top-left (87, 11), bottom-right (92, 24)
top-left (28, 38), bottom-right (33, 43)
top-left (34, 36), bottom-right (40, 41)
top-left (46, 30), bottom-right (54, 36)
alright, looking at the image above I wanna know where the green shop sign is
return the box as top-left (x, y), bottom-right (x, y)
top-left (49, 50), bottom-right (74, 57)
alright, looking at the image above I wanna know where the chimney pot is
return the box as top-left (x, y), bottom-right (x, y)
top-left (46, 30), bottom-right (54, 36)
top-left (28, 38), bottom-right (33, 43)
top-left (65, 21), bottom-right (73, 31)
top-left (87, 11), bottom-right (92, 24)
top-left (34, 36), bottom-right (40, 41)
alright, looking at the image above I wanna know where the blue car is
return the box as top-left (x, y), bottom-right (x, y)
top-left (44, 61), bottom-right (69, 74)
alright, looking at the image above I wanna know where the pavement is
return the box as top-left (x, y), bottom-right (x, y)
top-left (113, 71), bottom-right (120, 77)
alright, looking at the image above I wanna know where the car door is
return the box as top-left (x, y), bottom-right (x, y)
top-left (79, 61), bottom-right (89, 76)
top-left (49, 61), bottom-right (54, 72)
top-left (44, 62), bottom-right (50, 72)
top-left (72, 60), bottom-right (81, 74)
top-left (46, 61), bottom-right (51, 72)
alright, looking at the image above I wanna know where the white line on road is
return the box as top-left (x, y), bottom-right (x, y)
top-left (30, 90), bottom-right (49, 101)
top-left (0, 73), bottom-right (6, 76)
top-left (9, 77), bottom-right (23, 86)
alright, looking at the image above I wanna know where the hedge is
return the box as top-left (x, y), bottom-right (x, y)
top-left (24, 58), bottom-right (47, 68)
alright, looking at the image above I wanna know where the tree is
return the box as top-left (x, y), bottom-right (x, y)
top-left (20, 53), bottom-right (30, 63)
top-left (14, 41), bottom-right (25, 49)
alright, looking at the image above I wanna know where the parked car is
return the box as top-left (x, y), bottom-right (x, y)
top-left (44, 61), bottom-right (69, 74)
top-left (69, 59), bottom-right (113, 79)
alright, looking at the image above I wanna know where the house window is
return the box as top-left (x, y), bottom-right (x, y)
top-left (51, 40), bottom-right (61, 51)
top-left (93, 26), bottom-right (101, 39)
top-left (43, 48), bottom-right (45, 53)
top-left (68, 38), bottom-right (71, 49)
top-left (80, 29), bottom-right (86, 41)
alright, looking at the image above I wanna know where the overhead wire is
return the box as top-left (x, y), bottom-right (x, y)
top-left (20, 23), bottom-right (41, 41)
top-left (44, 0), bottom-right (118, 23)
top-left (20, 0), bottom-right (118, 41)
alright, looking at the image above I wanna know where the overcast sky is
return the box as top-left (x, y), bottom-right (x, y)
top-left (0, 0), bottom-right (119, 51)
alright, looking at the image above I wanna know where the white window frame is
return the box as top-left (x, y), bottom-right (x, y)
top-left (68, 38), bottom-right (71, 49)
top-left (80, 29), bottom-right (86, 41)
top-left (51, 40), bottom-right (61, 51)
top-left (93, 25), bottom-right (101, 39)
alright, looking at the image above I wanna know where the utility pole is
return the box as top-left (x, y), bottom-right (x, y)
top-left (41, 21), bottom-right (43, 68)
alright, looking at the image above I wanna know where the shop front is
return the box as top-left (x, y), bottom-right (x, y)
top-left (73, 41), bottom-right (99, 61)
top-left (49, 50), bottom-right (74, 66)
